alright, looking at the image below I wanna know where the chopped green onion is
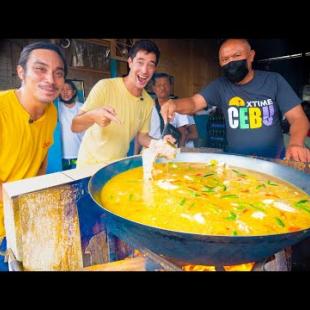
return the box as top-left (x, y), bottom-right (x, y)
top-left (225, 212), bottom-right (237, 220)
top-left (232, 169), bottom-right (246, 177)
top-left (202, 186), bottom-right (215, 193)
top-left (294, 200), bottom-right (310, 214)
top-left (188, 202), bottom-right (196, 209)
top-left (179, 198), bottom-right (187, 206)
top-left (296, 199), bottom-right (309, 205)
top-left (189, 191), bottom-right (200, 197)
top-left (222, 194), bottom-right (239, 199)
top-left (267, 180), bottom-right (278, 186)
top-left (275, 217), bottom-right (285, 227)
top-left (203, 173), bottom-right (215, 177)
top-left (249, 203), bottom-right (265, 212)
top-left (256, 184), bottom-right (266, 189)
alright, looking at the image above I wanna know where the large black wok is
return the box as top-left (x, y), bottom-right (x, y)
top-left (89, 153), bottom-right (310, 265)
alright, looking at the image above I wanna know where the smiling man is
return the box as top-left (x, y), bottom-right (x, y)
top-left (72, 39), bottom-right (173, 168)
top-left (0, 41), bottom-right (67, 268)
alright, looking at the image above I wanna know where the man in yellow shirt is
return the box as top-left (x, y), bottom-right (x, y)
top-left (0, 41), bottom-right (67, 270)
top-left (72, 40), bottom-right (173, 168)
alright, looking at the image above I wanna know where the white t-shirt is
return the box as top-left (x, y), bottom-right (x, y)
top-left (149, 105), bottom-right (191, 139)
top-left (58, 101), bottom-right (85, 159)
top-left (185, 115), bottom-right (196, 148)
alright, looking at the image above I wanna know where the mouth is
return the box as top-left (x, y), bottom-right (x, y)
top-left (40, 86), bottom-right (58, 97)
top-left (62, 95), bottom-right (71, 100)
top-left (137, 75), bottom-right (148, 86)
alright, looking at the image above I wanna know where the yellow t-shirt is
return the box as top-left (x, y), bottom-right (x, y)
top-left (0, 90), bottom-right (57, 237)
top-left (77, 77), bottom-right (154, 168)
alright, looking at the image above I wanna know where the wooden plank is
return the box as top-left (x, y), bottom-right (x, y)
top-left (82, 256), bottom-right (147, 271)
top-left (69, 66), bottom-right (110, 75)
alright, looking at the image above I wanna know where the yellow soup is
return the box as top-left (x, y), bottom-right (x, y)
top-left (100, 161), bottom-right (310, 236)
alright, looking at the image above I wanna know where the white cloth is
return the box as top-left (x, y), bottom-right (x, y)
top-left (58, 101), bottom-right (85, 159)
top-left (149, 105), bottom-right (191, 139)
top-left (185, 115), bottom-right (196, 148)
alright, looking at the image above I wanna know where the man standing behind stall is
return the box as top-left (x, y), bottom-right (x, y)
top-left (161, 38), bottom-right (310, 162)
top-left (135, 72), bottom-right (198, 154)
top-left (0, 41), bottom-right (66, 268)
top-left (72, 40), bottom-right (174, 169)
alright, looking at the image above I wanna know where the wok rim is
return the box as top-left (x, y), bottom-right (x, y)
top-left (88, 152), bottom-right (310, 240)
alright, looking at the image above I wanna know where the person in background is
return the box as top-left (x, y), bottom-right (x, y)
top-left (161, 38), bottom-right (310, 162)
top-left (135, 72), bottom-right (196, 154)
top-left (0, 41), bottom-right (66, 270)
top-left (184, 116), bottom-right (199, 148)
top-left (72, 40), bottom-right (175, 169)
top-left (58, 79), bottom-right (85, 170)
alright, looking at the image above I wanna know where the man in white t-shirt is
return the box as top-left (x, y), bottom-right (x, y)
top-left (58, 80), bottom-right (85, 170)
top-left (184, 115), bottom-right (199, 147)
top-left (135, 72), bottom-right (195, 154)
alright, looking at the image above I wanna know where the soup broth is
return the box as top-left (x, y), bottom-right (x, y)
top-left (100, 160), bottom-right (310, 236)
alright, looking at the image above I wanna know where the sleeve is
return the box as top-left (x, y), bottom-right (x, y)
top-left (139, 101), bottom-right (154, 133)
top-left (173, 113), bottom-right (191, 128)
top-left (186, 115), bottom-right (196, 125)
top-left (199, 79), bottom-right (222, 107)
top-left (80, 79), bottom-right (107, 113)
top-left (275, 73), bottom-right (302, 114)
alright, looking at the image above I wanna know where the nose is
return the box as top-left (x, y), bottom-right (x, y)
top-left (141, 64), bottom-right (148, 74)
top-left (225, 57), bottom-right (234, 65)
top-left (45, 71), bottom-right (56, 84)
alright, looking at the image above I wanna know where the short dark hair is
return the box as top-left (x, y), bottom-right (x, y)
top-left (64, 79), bottom-right (77, 93)
top-left (18, 41), bottom-right (68, 77)
top-left (151, 72), bottom-right (172, 85)
top-left (218, 38), bottom-right (252, 50)
top-left (128, 39), bottom-right (160, 66)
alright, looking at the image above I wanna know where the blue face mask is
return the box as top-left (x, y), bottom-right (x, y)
top-left (222, 59), bottom-right (249, 83)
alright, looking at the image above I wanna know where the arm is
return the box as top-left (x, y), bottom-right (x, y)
top-left (185, 124), bottom-right (199, 143)
top-left (137, 132), bottom-right (153, 148)
top-left (161, 94), bottom-right (207, 123)
top-left (285, 104), bottom-right (310, 162)
top-left (134, 135), bottom-right (143, 155)
top-left (177, 126), bottom-right (188, 147)
top-left (71, 106), bottom-right (121, 133)
top-left (37, 155), bottom-right (48, 176)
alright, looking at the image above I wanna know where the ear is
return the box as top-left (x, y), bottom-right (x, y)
top-left (250, 50), bottom-right (256, 62)
top-left (127, 57), bottom-right (133, 70)
top-left (17, 65), bottom-right (25, 81)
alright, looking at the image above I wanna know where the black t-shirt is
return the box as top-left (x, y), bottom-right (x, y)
top-left (199, 70), bottom-right (301, 159)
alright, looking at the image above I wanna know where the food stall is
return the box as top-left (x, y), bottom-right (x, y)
top-left (2, 148), bottom-right (310, 271)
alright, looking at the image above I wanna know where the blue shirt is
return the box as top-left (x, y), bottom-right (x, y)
top-left (199, 70), bottom-right (301, 158)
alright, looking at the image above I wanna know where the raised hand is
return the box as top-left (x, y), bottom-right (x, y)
top-left (160, 99), bottom-right (176, 123)
top-left (92, 106), bottom-right (122, 127)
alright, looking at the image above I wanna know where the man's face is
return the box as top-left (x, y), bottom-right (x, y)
top-left (128, 50), bottom-right (157, 90)
top-left (60, 83), bottom-right (75, 102)
top-left (153, 77), bottom-right (171, 100)
top-left (17, 49), bottom-right (65, 103)
top-left (219, 39), bottom-right (255, 69)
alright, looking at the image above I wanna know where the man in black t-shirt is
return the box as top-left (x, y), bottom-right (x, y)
top-left (161, 39), bottom-right (310, 162)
